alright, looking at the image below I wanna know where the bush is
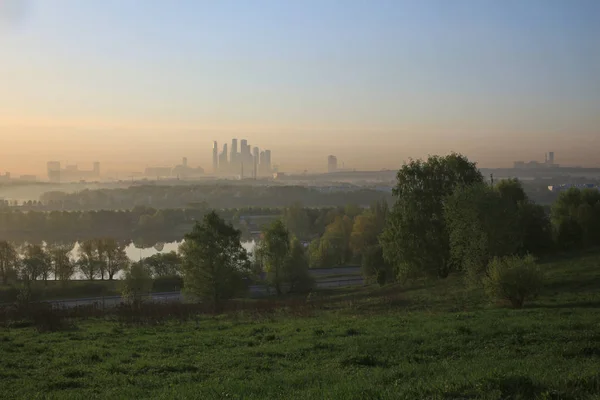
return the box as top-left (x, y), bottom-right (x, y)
top-left (483, 255), bottom-right (543, 309)
top-left (120, 263), bottom-right (153, 305)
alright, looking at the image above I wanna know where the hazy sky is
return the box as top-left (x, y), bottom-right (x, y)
top-left (1, 0), bottom-right (599, 175)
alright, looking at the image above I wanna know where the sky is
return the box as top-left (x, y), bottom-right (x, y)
top-left (1, 0), bottom-right (599, 175)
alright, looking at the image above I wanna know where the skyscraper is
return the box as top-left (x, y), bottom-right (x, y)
top-left (93, 162), bottom-right (100, 177)
top-left (327, 155), bottom-right (338, 173)
top-left (253, 147), bottom-right (259, 179)
top-left (219, 143), bottom-right (228, 173)
top-left (230, 139), bottom-right (238, 165)
top-left (264, 150), bottom-right (272, 173)
top-left (212, 141), bottom-right (219, 172)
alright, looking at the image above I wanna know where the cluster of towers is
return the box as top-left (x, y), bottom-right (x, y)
top-left (213, 139), bottom-right (271, 178)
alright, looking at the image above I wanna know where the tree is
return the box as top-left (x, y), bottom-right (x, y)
top-left (48, 244), bottom-right (75, 282)
top-left (381, 153), bottom-right (483, 279)
top-left (495, 178), bottom-right (527, 206)
top-left (283, 238), bottom-right (313, 293)
top-left (256, 220), bottom-right (291, 295)
top-left (445, 183), bottom-right (521, 282)
top-left (361, 245), bottom-right (391, 286)
top-left (0, 241), bottom-right (19, 284)
top-left (78, 239), bottom-right (100, 280)
top-left (97, 238), bottom-right (129, 280)
top-left (121, 262), bottom-right (152, 305)
top-left (282, 203), bottom-right (310, 240)
top-left (179, 211), bottom-right (250, 311)
top-left (551, 188), bottom-right (600, 249)
top-left (483, 255), bottom-right (543, 309)
top-left (21, 244), bottom-right (51, 282)
top-left (350, 212), bottom-right (380, 260)
top-left (321, 215), bottom-right (353, 266)
top-left (145, 251), bottom-right (182, 277)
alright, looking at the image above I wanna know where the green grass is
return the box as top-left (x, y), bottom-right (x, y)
top-left (2, 253), bottom-right (600, 399)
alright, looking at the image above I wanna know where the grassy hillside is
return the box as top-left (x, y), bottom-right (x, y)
top-left (1, 253), bottom-right (600, 399)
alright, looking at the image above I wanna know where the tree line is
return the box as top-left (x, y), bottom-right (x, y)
top-left (1, 184), bottom-right (391, 211)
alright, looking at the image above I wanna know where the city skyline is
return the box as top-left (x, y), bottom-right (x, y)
top-left (2, 1), bottom-right (600, 175)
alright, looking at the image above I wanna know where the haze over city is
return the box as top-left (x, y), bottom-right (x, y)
top-left (2, 0), bottom-right (599, 176)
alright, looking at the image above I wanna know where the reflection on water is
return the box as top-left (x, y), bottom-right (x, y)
top-left (70, 240), bottom-right (257, 262)
top-left (65, 240), bottom-right (256, 280)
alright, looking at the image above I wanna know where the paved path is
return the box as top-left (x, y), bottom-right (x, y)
top-left (44, 277), bottom-right (364, 309)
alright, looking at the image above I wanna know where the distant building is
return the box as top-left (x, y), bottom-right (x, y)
top-left (514, 152), bottom-right (559, 169)
top-left (19, 175), bottom-right (37, 182)
top-left (327, 155), bottom-right (338, 173)
top-left (253, 147), bottom-right (259, 179)
top-left (0, 172), bottom-right (10, 182)
top-left (231, 139), bottom-right (238, 165)
top-left (212, 141), bottom-right (219, 173)
top-left (264, 150), bottom-right (272, 173)
top-left (219, 143), bottom-right (228, 173)
top-left (47, 161), bottom-right (61, 182)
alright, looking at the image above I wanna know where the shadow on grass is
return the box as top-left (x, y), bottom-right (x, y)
top-left (527, 300), bottom-right (600, 309)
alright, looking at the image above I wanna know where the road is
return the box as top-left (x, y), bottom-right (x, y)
top-left (43, 276), bottom-right (364, 309)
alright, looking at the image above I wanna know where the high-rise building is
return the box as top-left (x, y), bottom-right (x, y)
top-left (264, 150), bottom-right (272, 173)
top-left (327, 155), bottom-right (338, 173)
top-left (219, 143), bottom-right (228, 173)
top-left (47, 161), bottom-right (61, 182)
top-left (212, 141), bottom-right (219, 172)
top-left (93, 162), bottom-right (100, 177)
top-left (253, 147), bottom-right (259, 179)
top-left (230, 139), bottom-right (238, 165)
top-left (548, 152), bottom-right (555, 165)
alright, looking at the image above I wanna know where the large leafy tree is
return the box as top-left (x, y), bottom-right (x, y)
top-left (77, 239), bottom-right (100, 280)
top-left (256, 220), bottom-right (291, 295)
top-left (445, 183), bottom-right (522, 281)
top-left (0, 241), bottom-right (19, 284)
top-left (144, 251), bottom-right (182, 277)
top-left (97, 238), bottom-right (129, 280)
top-left (381, 153), bottom-right (483, 279)
top-left (257, 221), bottom-right (313, 294)
top-left (179, 211), bottom-right (250, 311)
top-left (47, 244), bottom-right (75, 282)
top-left (551, 188), bottom-right (600, 249)
top-left (283, 238), bottom-right (313, 293)
top-left (22, 244), bottom-right (51, 282)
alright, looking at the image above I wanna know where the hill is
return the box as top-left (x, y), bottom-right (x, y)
top-left (1, 252), bottom-right (600, 399)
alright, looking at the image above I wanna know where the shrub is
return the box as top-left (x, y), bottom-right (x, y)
top-left (120, 263), bottom-right (152, 305)
top-left (483, 255), bottom-right (543, 309)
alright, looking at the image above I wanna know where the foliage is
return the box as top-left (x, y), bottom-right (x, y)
top-left (381, 153), bottom-right (483, 279)
top-left (179, 211), bottom-right (250, 310)
top-left (47, 244), bottom-right (75, 283)
top-left (283, 238), bottom-right (314, 293)
top-left (144, 251), bottom-right (182, 278)
top-left (551, 187), bottom-right (600, 249)
top-left (256, 220), bottom-right (291, 295)
top-left (282, 203), bottom-right (311, 240)
top-left (445, 183), bottom-right (522, 281)
top-left (257, 221), bottom-right (313, 294)
top-left (361, 245), bottom-right (391, 286)
top-left (483, 255), bottom-right (543, 308)
top-left (120, 263), bottom-right (153, 305)
top-left (21, 244), bottom-right (51, 282)
top-left (0, 241), bottom-right (19, 284)
top-left (77, 240), bottom-right (100, 280)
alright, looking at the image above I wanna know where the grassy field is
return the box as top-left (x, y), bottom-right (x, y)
top-left (1, 253), bottom-right (600, 399)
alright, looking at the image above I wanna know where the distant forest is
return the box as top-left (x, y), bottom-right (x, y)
top-left (1, 184), bottom-right (391, 210)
